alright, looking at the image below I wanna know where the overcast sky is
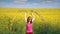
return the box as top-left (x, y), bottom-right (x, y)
top-left (0, 0), bottom-right (60, 8)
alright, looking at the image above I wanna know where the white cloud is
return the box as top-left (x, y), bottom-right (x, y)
top-left (14, 0), bottom-right (28, 3)
top-left (20, 0), bottom-right (27, 2)
top-left (46, 0), bottom-right (53, 2)
top-left (41, 0), bottom-right (53, 3)
top-left (32, 3), bottom-right (39, 5)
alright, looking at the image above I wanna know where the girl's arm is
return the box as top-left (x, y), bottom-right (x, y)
top-left (32, 13), bottom-right (35, 22)
top-left (24, 12), bottom-right (27, 22)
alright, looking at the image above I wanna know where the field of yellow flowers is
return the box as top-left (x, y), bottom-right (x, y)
top-left (0, 8), bottom-right (60, 34)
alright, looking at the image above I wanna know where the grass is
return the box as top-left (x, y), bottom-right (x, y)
top-left (0, 8), bottom-right (60, 34)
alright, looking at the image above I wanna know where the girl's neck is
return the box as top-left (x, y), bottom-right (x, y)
top-left (28, 22), bottom-right (30, 24)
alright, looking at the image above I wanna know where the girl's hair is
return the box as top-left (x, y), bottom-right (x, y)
top-left (27, 16), bottom-right (32, 24)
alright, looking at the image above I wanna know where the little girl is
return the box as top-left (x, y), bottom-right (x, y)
top-left (24, 11), bottom-right (35, 34)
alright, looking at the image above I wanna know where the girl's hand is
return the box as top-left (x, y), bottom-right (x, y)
top-left (24, 10), bottom-right (26, 13)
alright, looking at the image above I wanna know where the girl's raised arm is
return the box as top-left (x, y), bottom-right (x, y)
top-left (32, 12), bottom-right (35, 22)
top-left (24, 11), bottom-right (27, 22)
top-left (30, 10), bottom-right (35, 22)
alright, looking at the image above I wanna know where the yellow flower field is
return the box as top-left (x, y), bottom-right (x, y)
top-left (0, 8), bottom-right (60, 34)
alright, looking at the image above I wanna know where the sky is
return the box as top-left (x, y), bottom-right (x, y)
top-left (0, 0), bottom-right (60, 8)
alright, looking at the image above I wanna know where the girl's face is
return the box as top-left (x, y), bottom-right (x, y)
top-left (29, 17), bottom-right (32, 22)
top-left (27, 16), bottom-right (32, 22)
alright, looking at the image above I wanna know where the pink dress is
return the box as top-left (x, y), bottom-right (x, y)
top-left (26, 22), bottom-right (33, 34)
